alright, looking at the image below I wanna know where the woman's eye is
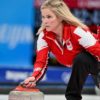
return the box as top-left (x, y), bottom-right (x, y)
top-left (42, 15), bottom-right (52, 19)
top-left (47, 15), bottom-right (52, 18)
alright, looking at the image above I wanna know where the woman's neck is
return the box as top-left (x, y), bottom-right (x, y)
top-left (52, 23), bottom-right (63, 46)
top-left (53, 23), bottom-right (63, 38)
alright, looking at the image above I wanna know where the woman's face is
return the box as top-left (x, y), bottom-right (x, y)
top-left (41, 8), bottom-right (62, 32)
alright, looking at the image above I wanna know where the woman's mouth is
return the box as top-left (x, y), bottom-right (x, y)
top-left (45, 26), bottom-right (50, 28)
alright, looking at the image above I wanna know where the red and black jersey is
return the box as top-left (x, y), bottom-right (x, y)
top-left (32, 24), bottom-right (100, 81)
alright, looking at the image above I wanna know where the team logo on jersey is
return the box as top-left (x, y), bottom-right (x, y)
top-left (66, 40), bottom-right (73, 50)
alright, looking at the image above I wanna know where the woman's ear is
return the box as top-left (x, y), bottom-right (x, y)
top-left (58, 16), bottom-right (63, 23)
top-left (59, 18), bottom-right (63, 22)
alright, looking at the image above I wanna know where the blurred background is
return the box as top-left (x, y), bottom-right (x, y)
top-left (0, 0), bottom-right (100, 95)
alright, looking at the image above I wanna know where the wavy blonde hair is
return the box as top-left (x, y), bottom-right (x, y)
top-left (37, 0), bottom-right (88, 34)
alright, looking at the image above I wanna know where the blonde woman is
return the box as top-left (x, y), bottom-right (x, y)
top-left (22, 0), bottom-right (100, 100)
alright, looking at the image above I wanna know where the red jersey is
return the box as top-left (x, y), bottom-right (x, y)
top-left (32, 24), bottom-right (100, 81)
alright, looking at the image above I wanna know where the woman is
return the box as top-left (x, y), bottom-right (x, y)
top-left (22, 0), bottom-right (100, 100)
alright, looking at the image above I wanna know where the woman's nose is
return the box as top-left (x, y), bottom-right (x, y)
top-left (43, 18), bottom-right (48, 24)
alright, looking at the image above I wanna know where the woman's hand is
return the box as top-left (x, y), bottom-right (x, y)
top-left (21, 76), bottom-right (36, 88)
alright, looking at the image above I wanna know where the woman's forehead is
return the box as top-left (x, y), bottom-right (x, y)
top-left (41, 8), bottom-right (55, 14)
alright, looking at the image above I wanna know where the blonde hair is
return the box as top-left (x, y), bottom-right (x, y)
top-left (37, 0), bottom-right (88, 34)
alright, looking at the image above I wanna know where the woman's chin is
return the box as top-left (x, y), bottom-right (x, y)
top-left (46, 29), bottom-right (51, 31)
top-left (45, 27), bottom-right (52, 31)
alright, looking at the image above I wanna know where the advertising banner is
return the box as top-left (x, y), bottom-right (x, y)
top-left (0, 0), bottom-right (35, 68)
top-left (64, 0), bottom-right (100, 9)
top-left (78, 0), bottom-right (100, 9)
top-left (0, 67), bottom-right (94, 88)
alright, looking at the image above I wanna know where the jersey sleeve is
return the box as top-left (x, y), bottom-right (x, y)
top-left (74, 27), bottom-right (100, 61)
top-left (32, 32), bottom-right (49, 82)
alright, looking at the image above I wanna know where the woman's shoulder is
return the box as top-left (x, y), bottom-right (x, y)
top-left (69, 25), bottom-right (89, 34)
top-left (64, 23), bottom-right (77, 31)
top-left (37, 31), bottom-right (45, 40)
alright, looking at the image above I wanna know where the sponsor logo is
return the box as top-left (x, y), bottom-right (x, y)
top-left (66, 41), bottom-right (73, 50)
top-left (0, 24), bottom-right (33, 49)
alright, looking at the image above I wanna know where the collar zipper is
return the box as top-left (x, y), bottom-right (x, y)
top-left (46, 36), bottom-right (64, 55)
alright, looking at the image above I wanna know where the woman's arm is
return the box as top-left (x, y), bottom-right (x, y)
top-left (22, 32), bottom-right (49, 87)
top-left (74, 27), bottom-right (100, 61)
